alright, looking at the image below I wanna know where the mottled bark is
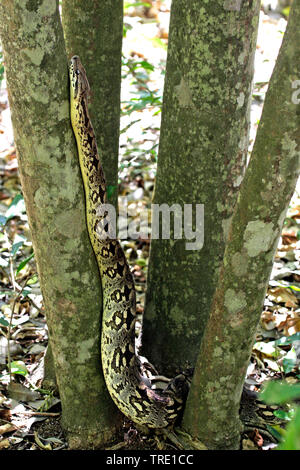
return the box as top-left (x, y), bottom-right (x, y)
top-left (143, 0), bottom-right (260, 375)
top-left (62, 0), bottom-right (123, 209)
top-left (0, 0), bottom-right (121, 448)
top-left (182, 0), bottom-right (300, 449)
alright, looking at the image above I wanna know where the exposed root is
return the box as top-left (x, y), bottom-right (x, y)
top-left (161, 427), bottom-right (207, 450)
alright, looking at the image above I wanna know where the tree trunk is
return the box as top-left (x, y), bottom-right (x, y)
top-left (0, 0), bottom-right (121, 449)
top-left (61, 0), bottom-right (123, 209)
top-left (143, 0), bottom-right (260, 375)
top-left (182, 0), bottom-right (300, 449)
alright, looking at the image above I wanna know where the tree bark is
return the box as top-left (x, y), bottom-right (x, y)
top-left (0, 0), bottom-right (121, 448)
top-left (182, 0), bottom-right (300, 450)
top-left (61, 0), bottom-right (123, 209)
top-left (143, 0), bottom-right (260, 375)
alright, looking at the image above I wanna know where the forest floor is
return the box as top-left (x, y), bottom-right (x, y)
top-left (0, 1), bottom-right (299, 451)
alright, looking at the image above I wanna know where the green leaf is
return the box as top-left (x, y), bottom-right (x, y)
top-left (277, 407), bottom-right (300, 450)
top-left (16, 252), bottom-right (34, 274)
top-left (120, 119), bottom-right (141, 135)
top-left (5, 194), bottom-right (25, 221)
top-left (253, 340), bottom-right (279, 358)
top-left (138, 60), bottom-right (155, 72)
top-left (124, 1), bottom-right (151, 9)
top-left (0, 315), bottom-right (9, 327)
top-left (275, 332), bottom-right (300, 346)
top-left (150, 37), bottom-right (168, 50)
top-left (11, 241), bottom-right (24, 257)
top-left (135, 258), bottom-right (147, 267)
top-left (123, 23), bottom-right (131, 37)
top-left (279, 283), bottom-right (300, 292)
top-left (27, 274), bottom-right (38, 285)
top-left (260, 381), bottom-right (300, 405)
top-left (10, 360), bottom-right (28, 376)
top-left (282, 6), bottom-right (290, 17)
top-left (152, 108), bottom-right (161, 116)
top-left (282, 348), bottom-right (297, 374)
top-left (21, 289), bottom-right (31, 297)
top-left (273, 408), bottom-right (294, 421)
top-left (283, 358), bottom-right (297, 374)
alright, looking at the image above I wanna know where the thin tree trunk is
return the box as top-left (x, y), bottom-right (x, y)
top-left (0, 0), bottom-right (121, 449)
top-left (61, 0), bottom-right (123, 209)
top-left (143, 0), bottom-right (260, 375)
top-left (182, 0), bottom-right (300, 449)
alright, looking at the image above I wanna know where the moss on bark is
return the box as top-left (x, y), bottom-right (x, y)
top-left (143, 0), bottom-right (260, 375)
top-left (0, 0), bottom-right (121, 448)
top-left (61, 0), bottom-right (123, 209)
top-left (182, 0), bottom-right (300, 449)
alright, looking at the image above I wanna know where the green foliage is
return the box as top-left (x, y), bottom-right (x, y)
top-left (260, 381), bottom-right (300, 405)
top-left (122, 56), bottom-right (162, 115)
top-left (0, 193), bottom-right (37, 334)
top-left (1, 194), bottom-right (26, 226)
top-left (0, 313), bottom-right (9, 327)
top-left (0, 194), bottom-right (35, 275)
top-left (124, 89), bottom-right (162, 113)
top-left (275, 332), bottom-right (300, 345)
top-left (11, 240), bottom-right (24, 257)
top-left (123, 0), bottom-right (152, 35)
top-left (282, 7), bottom-right (291, 18)
top-left (278, 408), bottom-right (300, 450)
top-left (16, 252), bottom-right (35, 274)
top-left (260, 380), bottom-right (300, 450)
top-left (253, 331), bottom-right (300, 374)
top-left (10, 360), bottom-right (28, 376)
top-left (124, 1), bottom-right (151, 10)
top-left (149, 36), bottom-right (168, 50)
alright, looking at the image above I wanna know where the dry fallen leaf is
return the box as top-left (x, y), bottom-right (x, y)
top-left (0, 438), bottom-right (10, 449)
top-left (7, 382), bottom-right (40, 402)
top-left (268, 287), bottom-right (298, 308)
top-left (261, 311), bottom-right (277, 330)
top-left (0, 337), bottom-right (23, 364)
top-left (0, 423), bottom-right (16, 435)
top-left (281, 314), bottom-right (300, 336)
top-left (0, 408), bottom-right (11, 422)
top-left (252, 429), bottom-right (264, 448)
top-left (287, 205), bottom-right (300, 221)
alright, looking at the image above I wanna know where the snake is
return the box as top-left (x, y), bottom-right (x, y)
top-left (69, 56), bottom-right (189, 429)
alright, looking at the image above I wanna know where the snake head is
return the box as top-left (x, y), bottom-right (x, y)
top-left (69, 55), bottom-right (90, 101)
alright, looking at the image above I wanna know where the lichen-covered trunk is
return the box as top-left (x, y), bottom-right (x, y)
top-left (61, 0), bottom-right (123, 209)
top-left (0, 0), bottom-right (121, 449)
top-left (182, 0), bottom-right (300, 450)
top-left (143, 0), bottom-right (260, 375)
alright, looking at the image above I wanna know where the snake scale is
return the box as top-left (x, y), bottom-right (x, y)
top-left (69, 56), bottom-right (189, 429)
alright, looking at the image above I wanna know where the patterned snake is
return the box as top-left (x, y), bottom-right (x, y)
top-left (69, 56), bottom-right (189, 429)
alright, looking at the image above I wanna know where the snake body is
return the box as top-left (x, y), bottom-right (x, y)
top-left (69, 56), bottom-right (188, 428)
